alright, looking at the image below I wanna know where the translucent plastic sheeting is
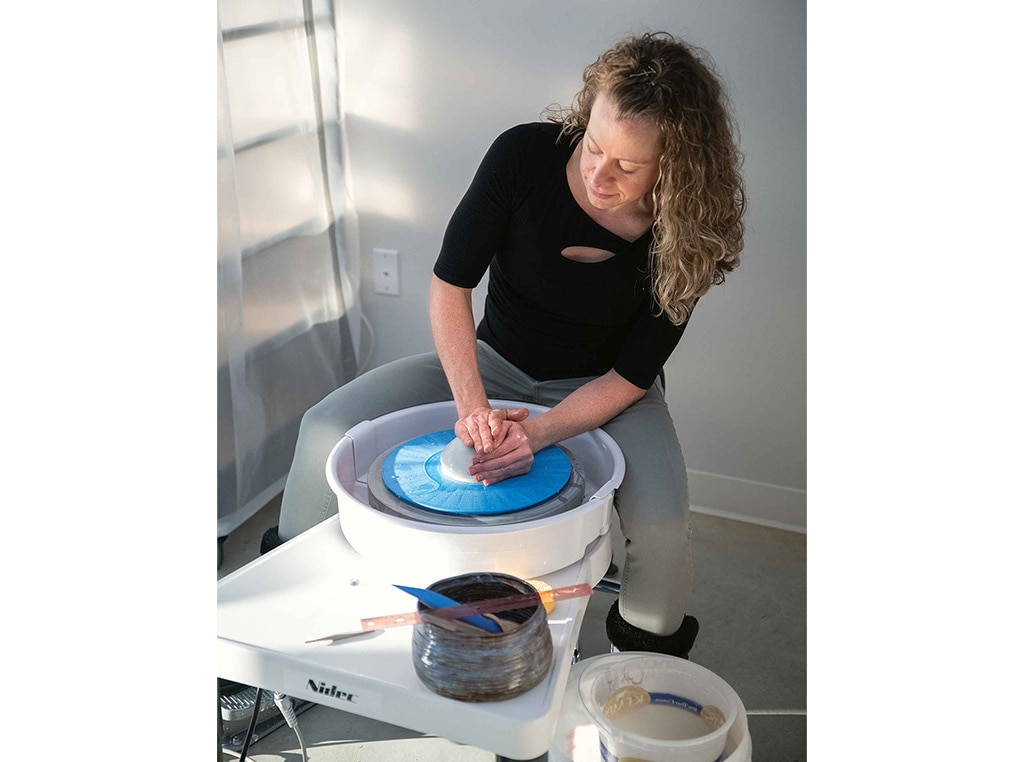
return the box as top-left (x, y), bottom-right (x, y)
top-left (217, 0), bottom-right (362, 535)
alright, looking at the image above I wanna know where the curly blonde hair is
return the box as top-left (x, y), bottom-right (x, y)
top-left (552, 32), bottom-right (746, 325)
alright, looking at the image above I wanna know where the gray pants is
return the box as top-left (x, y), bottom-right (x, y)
top-left (278, 342), bottom-right (692, 635)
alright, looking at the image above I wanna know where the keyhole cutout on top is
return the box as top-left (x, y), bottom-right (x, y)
top-left (561, 246), bottom-right (616, 263)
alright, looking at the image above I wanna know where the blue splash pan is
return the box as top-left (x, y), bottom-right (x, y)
top-left (380, 429), bottom-right (572, 516)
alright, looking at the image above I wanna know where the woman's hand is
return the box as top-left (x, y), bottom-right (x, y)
top-left (467, 420), bottom-right (534, 486)
top-left (454, 406), bottom-right (530, 454)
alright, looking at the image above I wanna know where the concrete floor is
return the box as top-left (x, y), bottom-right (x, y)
top-left (218, 496), bottom-right (806, 761)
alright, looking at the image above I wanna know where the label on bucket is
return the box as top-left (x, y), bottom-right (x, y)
top-left (598, 691), bottom-right (726, 762)
top-left (601, 686), bottom-right (651, 719)
top-left (648, 692), bottom-right (727, 732)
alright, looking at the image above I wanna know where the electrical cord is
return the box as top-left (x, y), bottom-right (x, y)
top-left (357, 309), bottom-right (375, 375)
top-left (237, 687), bottom-right (263, 762)
top-left (274, 692), bottom-right (309, 762)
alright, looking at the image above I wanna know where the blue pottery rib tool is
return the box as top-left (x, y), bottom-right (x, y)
top-left (393, 584), bottom-right (503, 633)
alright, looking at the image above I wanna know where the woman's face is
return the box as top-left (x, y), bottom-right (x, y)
top-left (579, 92), bottom-right (663, 213)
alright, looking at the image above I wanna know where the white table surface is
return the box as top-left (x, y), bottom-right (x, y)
top-left (217, 516), bottom-right (612, 760)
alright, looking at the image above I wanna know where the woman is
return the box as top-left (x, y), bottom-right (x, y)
top-left (269, 31), bottom-right (745, 658)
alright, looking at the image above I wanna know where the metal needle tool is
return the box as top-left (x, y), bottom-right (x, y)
top-left (305, 630), bottom-right (379, 644)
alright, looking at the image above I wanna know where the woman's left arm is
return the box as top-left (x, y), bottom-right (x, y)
top-left (467, 369), bottom-right (645, 485)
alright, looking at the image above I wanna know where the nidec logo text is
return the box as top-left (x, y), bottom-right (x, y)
top-left (307, 679), bottom-right (356, 703)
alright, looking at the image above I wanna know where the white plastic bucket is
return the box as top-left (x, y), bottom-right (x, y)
top-left (574, 653), bottom-right (740, 762)
top-left (550, 654), bottom-right (751, 762)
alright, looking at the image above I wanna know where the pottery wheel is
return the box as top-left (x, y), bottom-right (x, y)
top-left (366, 429), bottom-right (585, 527)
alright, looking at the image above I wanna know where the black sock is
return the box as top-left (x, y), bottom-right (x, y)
top-left (605, 600), bottom-right (699, 659)
top-left (260, 525), bottom-right (285, 555)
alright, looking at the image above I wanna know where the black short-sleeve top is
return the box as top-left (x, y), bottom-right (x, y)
top-left (433, 122), bottom-right (689, 390)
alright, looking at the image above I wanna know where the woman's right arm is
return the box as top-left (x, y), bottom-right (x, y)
top-left (429, 274), bottom-right (528, 455)
top-left (430, 127), bottom-right (538, 456)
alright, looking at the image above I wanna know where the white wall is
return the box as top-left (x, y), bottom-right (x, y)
top-left (340, 0), bottom-right (806, 530)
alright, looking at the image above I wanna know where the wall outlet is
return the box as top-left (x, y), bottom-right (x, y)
top-left (372, 248), bottom-right (400, 295)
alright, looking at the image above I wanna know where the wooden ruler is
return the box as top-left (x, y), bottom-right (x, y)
top-left (360, 582), bottom-right (593, 631)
